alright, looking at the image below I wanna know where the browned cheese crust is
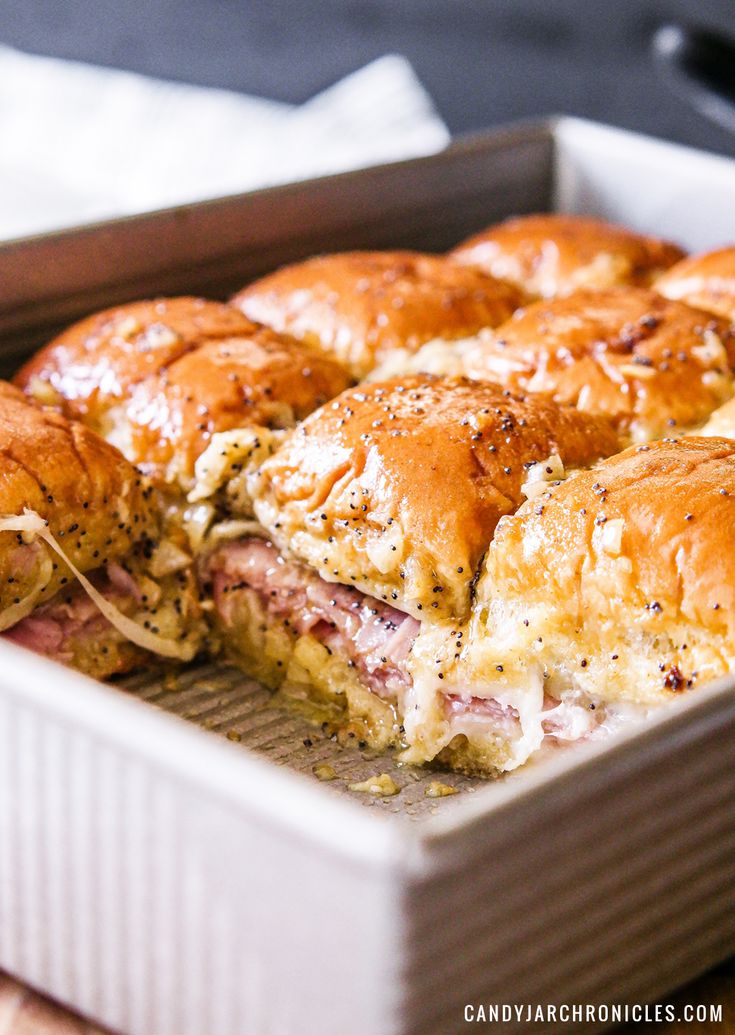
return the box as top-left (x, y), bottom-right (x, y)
top-left (450, 213), bottom-right (685, 298)
top-left (250, 375), bottom-right (620, 621)
top-left (462, 287), bottom-right (735, 440)
top-left (656, 246), bottom-right (735, 321)
top-left (231, 250), bottom-right (522, 378)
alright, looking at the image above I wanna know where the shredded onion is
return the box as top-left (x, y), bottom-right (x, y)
top-left (188, 425), bottom-right (281, 504)
top-left (521, 453), bottom-right (566, 501)
top-left (148, 539), bottom-right (193, 579)
top-left (205, 519), bottom-right (270, 546)
top-left (0, 509), bottom-right (197, 661)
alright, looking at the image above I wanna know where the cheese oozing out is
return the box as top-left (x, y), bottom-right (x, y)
top-left (0, 509), bottom-right (198, 661)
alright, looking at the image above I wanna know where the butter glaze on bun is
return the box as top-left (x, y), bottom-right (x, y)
top-left (15, 297), bottom-right (254, 428)
top-left (462, 287), bottom-right (735, 441)
top-left (250, 376), bottom-right (620, 621)
top-left (231, 251), bottom-right (522, 378)
top-left (450, 213), bottom-right (685, 299)
top-left (700, 395), bottom-right (735, 440)
top-left (115, 330), bottom-right (351, 486)
top-left (655, 246), bottom-right (735, 321)
top-left (16, 298), bottom-right (351, 491)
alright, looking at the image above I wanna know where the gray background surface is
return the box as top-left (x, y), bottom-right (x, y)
top-left (2, 0), bottom-right (735, 155)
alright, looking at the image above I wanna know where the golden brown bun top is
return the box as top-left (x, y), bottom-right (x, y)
top-left (700, 395), bottom-right (735, 440)
top-left (0, 382), bottom-right (158, 614)
top-left (478, 436), bottom-right (735, 697)
top-left (231, 250), bottom-right (522, 379)
top-left (450, 213), bottom-right (685, 299)
top-left (15, 297), bottom-right (253, 425)
top-left (250, 375), bottom-right (620, 620)
top-left (463, 287), bottom-right (735, 441)
top-left (120, 329), bottom-right (352, 484)
top-left (655, 246), bottom-right (735, 321)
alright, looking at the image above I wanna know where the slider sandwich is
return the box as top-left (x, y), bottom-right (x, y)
top-left (15, 296), bottom-right (352, 529)
top-left (0, 382), bottom-right (204, 677)
top-left (200, 375), bottom-right (620, 757)
top-left (405, 436), bottom-right (735, 773)
top-left (374, 287), bottom-right (735, 442)
top-left (450, 213), bottom-right (685, 299)
top-left (231, 251), bottom-right (523, 379)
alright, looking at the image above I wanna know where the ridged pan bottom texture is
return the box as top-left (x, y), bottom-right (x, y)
top-left (121, 661), bottom-right (479, 816)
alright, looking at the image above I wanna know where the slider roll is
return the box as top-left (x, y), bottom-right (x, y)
top-left (17, 297), bottom-right (253, 429)
top-left (15, 297), bottom-right (352, 493)
top-left (201, 376), bottom-right (620, 755)
top-left (405, 437), bottom-right (735, 773)
top-left (0, 381), bottom-right (157, 612)
top-left (0, 382), bottom-right (204, 677)
top-left (249, 376), bottom-right (620, 620)
top-left (655, 245), bottom-right (735, 321)
top-left (460, 287), bottom-right (735, 441)
top-left (232, 251), bottom-right (522, 379)
top-left (451, 213), bottom-right (685, 299)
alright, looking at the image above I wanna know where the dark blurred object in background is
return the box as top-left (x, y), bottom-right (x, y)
top-left (2, 0), bottom-right (735, 155)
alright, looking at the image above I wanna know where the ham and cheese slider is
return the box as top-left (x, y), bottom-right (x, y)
top-left (0, 382), bottom-right (204, 678)
top-left (377, 288), bottom-right (735, 442)
top-left (15, 297), bottom-right (351, 509)
top-left (450, 213), bottom-right (684, 299)
top-left (461, 288), bottom-right (735, 440)
top-left (231, 251), bottom-right (522, 379)
top-left (406, 437), bottom-right (735, 773)
top-left (200, 375), bottom-right (620, 755)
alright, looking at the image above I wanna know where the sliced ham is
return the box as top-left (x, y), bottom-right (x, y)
top-left (206, 538), bottom-right (419, 700)
top-left (6, 614), bottom-right (66, 655)
top-left (207, 538), bottom-right (609, 754)
top-left (3, 571), bottom-right (135, 663)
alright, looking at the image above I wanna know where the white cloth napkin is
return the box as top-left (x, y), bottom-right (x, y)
top-left (0, 47), bottom-right (449, 240)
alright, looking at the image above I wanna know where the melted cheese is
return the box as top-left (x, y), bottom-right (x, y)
top-left (0, 510), bottom-right (197, 661)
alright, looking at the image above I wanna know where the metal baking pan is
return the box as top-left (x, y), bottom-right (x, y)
top-left (1, 117), bottom-right (735, 1035)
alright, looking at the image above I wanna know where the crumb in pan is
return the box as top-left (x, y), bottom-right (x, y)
top-left (349, 773), bottom-right (400, 796)
top-left (425, 781), bottom-right (459, 798)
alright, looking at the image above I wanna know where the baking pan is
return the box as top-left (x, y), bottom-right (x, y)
top-left (1, 117), bottom-right (735, 1035)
